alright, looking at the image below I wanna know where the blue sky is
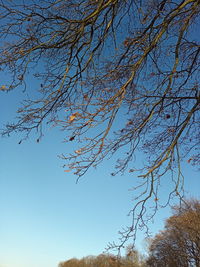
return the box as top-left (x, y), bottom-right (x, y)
top-left (0, 1), bottom-right (199, 266)
top-left (0, 87), bottom-right (200, 267)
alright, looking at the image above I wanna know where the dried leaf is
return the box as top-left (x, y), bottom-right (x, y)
top-left (124, 39), bottom-right (129, 47)
top-left (68, 112), bottom-right (80, 123)
top-left (69, 136), bottom-right (75, 141)
top-left (0, 85), bottom-right (7, 90)
top-left (83, 94), bottom-right (89, 100)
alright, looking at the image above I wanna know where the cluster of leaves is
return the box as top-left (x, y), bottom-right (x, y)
top-left (0, 0), bottom-right (200, 249)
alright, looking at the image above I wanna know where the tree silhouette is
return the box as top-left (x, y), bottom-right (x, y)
top-left (0, 0), bottom-right (200, 249)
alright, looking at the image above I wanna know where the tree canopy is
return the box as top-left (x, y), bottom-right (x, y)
top-left (0, 0), bottom-right (200, 249)
top-left (147, 199), bottom-right (200, 266)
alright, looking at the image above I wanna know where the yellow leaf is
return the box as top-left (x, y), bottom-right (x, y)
top-left (0, 85), bottom-right (7, 90)
top-left (68, 112), bottom-right (80, 123)
top-left (69, 114), bottom-right (76, 122)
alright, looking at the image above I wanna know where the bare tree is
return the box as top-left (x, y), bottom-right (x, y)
top-left (0, 0), bottom-right (200, 250)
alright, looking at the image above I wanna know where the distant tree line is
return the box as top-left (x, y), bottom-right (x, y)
top-left (59, 199), bottom-right (200, 267)
top-left (58, 248), bottom-right (146, 267)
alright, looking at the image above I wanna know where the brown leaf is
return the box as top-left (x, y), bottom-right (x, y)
top-left (83, 94), bottom-right (89, 100)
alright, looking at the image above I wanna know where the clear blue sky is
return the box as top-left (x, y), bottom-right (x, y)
top-left (0, 1), bottom-right (199, 266)
top-left (0, 86), bottom-right (200, 267)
